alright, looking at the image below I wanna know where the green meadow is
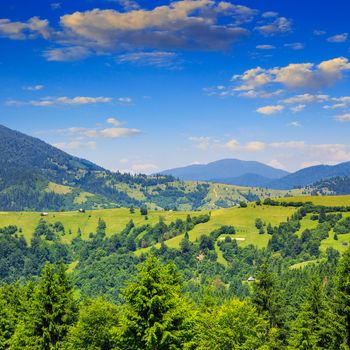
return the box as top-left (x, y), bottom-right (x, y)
top-left (1, 194), bottom-right (350, 251)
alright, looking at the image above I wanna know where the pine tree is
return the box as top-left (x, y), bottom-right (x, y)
top-left (289, 276), bottom-right (337, 349)
top-left (11, 263), bottom-right (77, 349)
top-left (334, 248), bottom-right (350, 348)
top-left (64, 298), bottom-right (120, 350)
top-left (115, 256), bottom-right (195, 349)
top-left (252, 262), bottom-right (284, 328)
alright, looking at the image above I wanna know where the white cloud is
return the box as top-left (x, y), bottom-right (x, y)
top-left (117, 51), bottom-right (180, 68)
top-left (233, 57), bottom-right (350, 91)
top-left (283, 93), bottom-right (329, 104)
top-left (270, 141), bottom-right (306, 149)
top-left (51, 3), bottom-right (61, 10)
top-left (261, 11), bottom-right (279, 18)
top-left (256, 17), bottom-right (292, 36)
top-left (256, 44), bottom-right (275, 50)
top-left (117, 97), bottom-right (133, 105)
top-left (335, 113), bottom-right (350, 122)
top-left (57, 1), bottom-right (252, 53)
top-left (22, 85), bottom-right (44, 91)
top-left (323, 96), bottom-right (350, 109)
top-left (243, 141), bottom-right (266, 152)
top-left (130, 163), bottom-right (159, 173)
top-left (288, 121), bottom-right (302, 127)
top-left (57, 118), bottom-right (142, 139)
top-left (239, 89), bottom-right (284, 99)
top-left (223, 139), bottom-right (239, 150)
top-left (7, 96), bottom-right (113, 107)
top-left (113, 0), bottom-right (140, 11)
top-left (56, 96), bottom-right (112, 104)
top-left (256, 104), bottom-right (284, 115)
top-left (327, 33), bottom-right (348, 43)
top-left (284, 42), bottom-right (304, 50)
top-left (189, 137), bottom-right (265, 153)
top-left (269, 141), bottom-right (350, 165)
top-left (290, 104), bottom-right (306, 113)
top-left (44, 46), bottom-right (91, 61)
top-left (0, 17), bottom-right (50, 40)
top-left (107, 117), bottom-right (123, 126)
top-left (54, 140), bottom-right (97, 150)
top-left (313, 29), bottom-right (326, 36)
top-left (189, 136), bottom-right (213, 150)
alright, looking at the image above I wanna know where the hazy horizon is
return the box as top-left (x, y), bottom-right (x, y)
top-left (1, 0), bottom-right (349, 173)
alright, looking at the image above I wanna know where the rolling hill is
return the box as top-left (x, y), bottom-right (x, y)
top-left (0, 124), bottom-right (301, 212)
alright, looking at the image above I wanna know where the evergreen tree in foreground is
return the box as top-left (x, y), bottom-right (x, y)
top-left (334, 248), bottom-right (350, 349)
top-left (289, 277), bottom-right (338, 350)
top-left (114, 256), bottom-right (196, 350)
top-left (11, 263), bottom-right (76, 350)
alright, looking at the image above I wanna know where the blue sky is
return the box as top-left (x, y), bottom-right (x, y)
top-left (0, 0), bottom-right (350, 173)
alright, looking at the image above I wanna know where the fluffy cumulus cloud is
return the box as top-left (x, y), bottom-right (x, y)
top-left (256, 104), bottom-right (284, 115)
top-left (51, 0), bottom-right (255, 60)
top-left (232, 57), bottom-right (350, 91)
top-left (0, 17), bottom-right (50, 39)
top-left (1, 1), bottom-right (298, 61)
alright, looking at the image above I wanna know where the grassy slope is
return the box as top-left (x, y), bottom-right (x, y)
top-left (0, 209), bottom-right (194, 243)
top-left (137, 204), bottom-right (296, 254)
top-left (1, 194), bottom-right (350, 253)
top-left (43, 180), bottom-right (306, 211)
top-left (278, 195), bottom-right (350, 206)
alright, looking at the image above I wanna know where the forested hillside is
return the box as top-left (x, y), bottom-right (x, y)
top-left (0, 198), bottom-right (350, 348)
top-left (309, 176), bottom-right (350, 195)
top-left (0, 124), bottom-right (303, 211)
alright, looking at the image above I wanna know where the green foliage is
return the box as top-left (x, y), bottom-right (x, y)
top-left (198, 299), bottom-right (269, 350)
top-left (11, 263), bottom-right (76, 349)
top-left (114, 256), bottom-right (195, 349)
top-left (64, 298), bottom-right (120, 350)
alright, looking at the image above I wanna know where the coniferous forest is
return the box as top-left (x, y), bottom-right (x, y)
top-left (1, 201), bottom-right (350, 349)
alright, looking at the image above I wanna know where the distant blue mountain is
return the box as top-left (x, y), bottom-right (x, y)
top-left (269, 162), bottom-right (350, 189)
top-left (157, 159), bottom-right (289, 184)
top-left (158, 158), bottom-right (350, 189)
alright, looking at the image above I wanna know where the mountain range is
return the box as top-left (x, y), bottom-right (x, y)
top-left (1, 124), bottom-right (350, 212)
top-left (159, 159), bottom-right (350, 189)
top-left (0, 124), bottom-right (290, 211)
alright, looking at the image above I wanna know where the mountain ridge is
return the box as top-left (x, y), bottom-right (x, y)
top-left (157, 158), bottom-right (289, 182)
top-left (0, 124), bottom-right (298, 211)
top-left (158, 158), bottom-right (350, 189)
